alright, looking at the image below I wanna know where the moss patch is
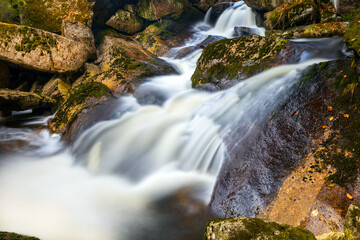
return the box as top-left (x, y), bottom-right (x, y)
top-left (344, 14), bottom-right (360, 56)
top-left (0, 232), bottom-right (39, 240)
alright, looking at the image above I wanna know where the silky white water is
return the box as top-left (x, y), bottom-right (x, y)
top-left (0, 2), bottom-right (337, 240)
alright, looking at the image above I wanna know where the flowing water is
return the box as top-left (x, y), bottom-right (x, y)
top-left (0, 2), bottom-right (350, 240)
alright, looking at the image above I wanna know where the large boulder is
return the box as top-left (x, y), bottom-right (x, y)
top-left (0, 89), bottom-right (54, 114)
top-left (191, 35), bottom-right (292, 90)
top-left (21, 0), bottom-right (93, 33)
top-left (344, 204), bottom-right (360, 239)
top-left (136, 25), bottom-right (175, 55)
top-left (136, 0), bottom-right (192, 21)
top-left (205, 217), bottom-right (316, 240)
top-left (0, 23), bottom-right (90, 73)
top-left (106, 9), bottom-right (144, 34)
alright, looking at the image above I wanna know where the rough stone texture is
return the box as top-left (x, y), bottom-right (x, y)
top-left (21, 0), bottom-right (93, 33)
top-left (0, 231), bottom-right (39, 240)
top-left (0, 89), bottom-right (54, 114)
top-left (191, 35), bottom-right (292, 90)
top-left (62, 21), bottom-right (96, 58)
top-left (0, 23), bottom-right (90, 73)
top-left (136, 25), bottom-right (174, 56)
top-left (197, 0), bottom-right (237, 12)
top-left (333, 0), bottom-right (360, 15)
top-left (244, 0), bottom-right (292, 11)
top-left (205, 217), bottom-right (316, 240)
top-left (136, 0), bottom-right (192, 21)
top-left (106, 9), bottom-right (144, 34)
top-left (316, 232), bottom-right (345, 240)
top-left (42, 76), bottom-right (71, 106)
top-left (344, 204), bottom-right (360, 240)
top-left (344, 14), bottom-right (360, 56)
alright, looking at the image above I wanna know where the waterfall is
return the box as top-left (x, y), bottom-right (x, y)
top-left (0, 1), bottom-right (340, 240)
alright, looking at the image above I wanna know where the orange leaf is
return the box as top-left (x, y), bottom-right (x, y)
top-left (322, 126), bottom-right (329, 129)
top-left (327, 106), bottom-right (333, 111)
top-left (329, 116), bottom-right (334, 121)
top-left (344, 114), bottom-right (349, 118)
top-left (347, 193), bottom-right (353, 200)
top-left (344, 75), bottom-right (347, 78)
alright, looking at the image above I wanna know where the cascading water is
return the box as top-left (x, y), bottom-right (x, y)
top-left (0, 2), bottom-right (349, 240)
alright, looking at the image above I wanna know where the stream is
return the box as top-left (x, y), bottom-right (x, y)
top-left (0, 2), bottom-right (352, 240)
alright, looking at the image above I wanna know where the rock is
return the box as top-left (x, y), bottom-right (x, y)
top-left (233, 26), bottom-right (253, 36)
top-left (205, 2), bottom-right (232, 25)
top-left (62, 21), bottom-right (96, 58)
top-left (332, 0), bottom-right (360, 15)
top-left (0, 61), bottom-right (10, 88)
top-left (244, 0), bottom-right (291, 11)
top-left (106, 9), bottom-right (144, 34)
top-left (0, 23), bottom-right (90, 73)
top-left (344, 14), bottom-right (360, 56)
top-left (197, 0), bottom-right (237, 12)
top-left (92, 0), bottom-right (123, 28)
top-left (265, 0), bottom-right (320, 30)
top-left (136, 0), bottom-right (192, 21)
top-left (136, 25), bottom-right (175, 55)
top-left (266, 22), bottom-right (349, 38)
top-left (316, 232), bottom-right (344, 240)
top-left (21, 0), bottom-right (93, 33)
top-left (205, 217), bottom-right (316, 240)
top-left (0, 231), bottom-right (39, 240)
top-left (191, 35), bottom-right (293, 90)
top-left (79, 34), bottom-right (176, 94)
top-left (50, 81), bottom-right (112, 134)
top-left (0, 1), bottom-right (20, 24)
top-left (344, 204), bottom-right (360, 239)
top-left (0, 89), bottom-right (54, 114)
top-left (42, 76), bottom-right (71, 107)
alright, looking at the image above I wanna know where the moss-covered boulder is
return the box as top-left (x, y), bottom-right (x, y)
top-left (50, 81), bottom-right (112, 134)
top-left (197, 0), bottom-right (237, 12)
top-left (0, 23), bottom-right (90, 73)
top-left (78, 34), bottom-right (175, 94)
top-left (205, 217), bottom-right (316, 240)
top-left (136, 25), bottom-right (175, 55)
top-left (21, 0), bottom-right (93, 33)
top-left (264, 0), bottom-right (320, 30)
top-left (136, 0), bottom-right (192, 21)
top-left (0, 231), bottom-right (39, 240)
top-left (344, 14), bottom-right (360, 56)
top-left (42, 76), bottom-right (71, 107)
top-left (344, 204), bottom-right (360, 239)
top-left (0, 89), bottom-right (54, 114)
top-left (106, 9), bottom-right (144, 34)
top-left (191, 35), bottom-right (290, 90)
top-left (266, 22), bottom-right (349, 38)
top-left (244, 0), bottom-right (291, 11)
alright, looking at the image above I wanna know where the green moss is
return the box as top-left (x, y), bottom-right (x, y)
top-left (0, 231), bottom-right (39, 240)
top-left (344, 15), bottom-right (360, 56)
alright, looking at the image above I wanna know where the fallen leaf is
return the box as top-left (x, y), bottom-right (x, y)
top-left (329, 116), bottom-right (334, 121)
top-left (290, 110), bottom-right (299, 116)
top-left (347, 193), bottom-right (353, 200)
top-left (344, 75), bottom-right (347, 78)
top-left (322, 126), bottom-right (329, 129)
top-left (327, 106), bottom-right (333, 111)
top-left (344, 114), bottom-right (349, 118)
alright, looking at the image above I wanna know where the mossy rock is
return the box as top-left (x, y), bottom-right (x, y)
top-left (136, 0), bottom-right (192, 21)
top-left (0, 89), bottom-right (54, 114)
top-left (0, 231), bottom-right (39, 240)
top-left (50, 81), bottom-right (112, 133)
top-left (344, 14), bottom-right (360, 56)
top-left (106, 9), bottom-right (144, 34)
top-left (191, 35), bottom-right (289, 90)
top-left (205, 217), bottom-right (316, 240)
top-left (21, 0), bottom-right (92, 33)
top-left (264, 0), bottom-right (321, 30)
top-left (316, 232), bottom-right (345, 240)
top-left (344, 204), bottom-right (360, 239)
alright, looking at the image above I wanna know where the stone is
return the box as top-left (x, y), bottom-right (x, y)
top-left (344, 203), bottom-right (360, 240)
top-left (62, 21), bottom-right (96, 58)
top-left (0, 23), bottom-right (90, 74)
top-left (136, 25), bottom-right (174, 55)
top-left (20, 0), bottom-right (93, 33)
top-left (136, 0), bottom-right (192, 21)
top-left (197, 0), bottom-right (237, 12)
top-left (332, 0), bottom-right (360, 15)
top-left (42, 76), bottom-right (71, 106)
top-left (191, 35), bottom-right (292, 90)
top-left (205, 217), bottom-right (316, 240)
top-left (0, 89), bottom-right (54, 114)
top-left (244, 0), bottom-right (292, 11)
top-left (344, 14), bottom-right (360, 56)
top-left (316, 232), bottom-right (344, 240)
top-left (106, 9), bottom-right (144, 34)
